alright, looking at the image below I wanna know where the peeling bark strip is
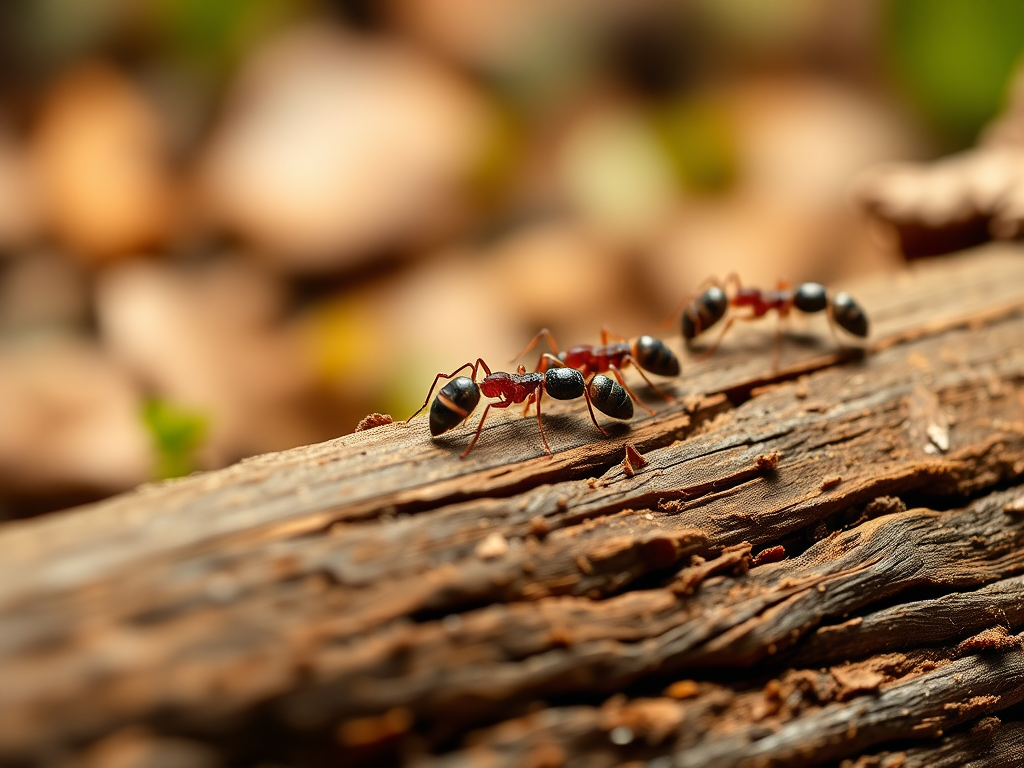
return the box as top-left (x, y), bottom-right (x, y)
top-left (803, 575), bottom-right (1024, 665)
top-left (3, 247), bottom-right (1024, 766)
top-left (848, 718), bottom-right (1024, 768)
top-left (421, 644), bottom-right (1024, 768)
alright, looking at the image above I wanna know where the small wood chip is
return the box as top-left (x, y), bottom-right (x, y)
top-left (475, 532), bottom-right (509, 560)
top-left (355, 412), bottom-right (393, 431)
top-left (957, 625), bottom-right (1022, 654)
top-left (820, 476), bottom-right (842, 491)
top-left (622, 443), bottom-right (649, 477)
top-left (529, 516), bottom-right (551, 538)
top-left (752, 545), bottom-right (786, 567)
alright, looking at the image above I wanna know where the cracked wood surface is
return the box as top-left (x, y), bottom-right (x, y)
top-left (4, 246), bottom-right (1024, 766)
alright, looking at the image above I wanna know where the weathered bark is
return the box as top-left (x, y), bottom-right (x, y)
top-left (3, 246), bottom-right (1024, 766)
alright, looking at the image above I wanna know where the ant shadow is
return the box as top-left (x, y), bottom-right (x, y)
top-left (687, 327), bottom-right (867, 367)
top-left (430, 409), bottom-right (634, 459)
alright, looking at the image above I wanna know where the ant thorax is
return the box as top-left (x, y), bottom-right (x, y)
top-left (733, 287), bottom-right (790, 317)
top-left (561, 343), bottom-right (628, 375)
top-left (479, 371), bottom-right (543, 402)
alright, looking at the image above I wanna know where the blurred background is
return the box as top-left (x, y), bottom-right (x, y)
top-left (0, 0), bottom-right (1022, 519)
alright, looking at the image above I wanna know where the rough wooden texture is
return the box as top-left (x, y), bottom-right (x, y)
top-left (4, 246), bottom-right (1024, 767)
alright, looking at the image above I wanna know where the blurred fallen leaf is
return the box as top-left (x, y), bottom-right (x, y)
top-left (198, 25), bottom-right (488, 270)
top-left (30, 62), bottom-right (177, 262)
top-left (0, 338), bottom-right (151, 495)
top-left (96, 258), bottom-right (321, 465)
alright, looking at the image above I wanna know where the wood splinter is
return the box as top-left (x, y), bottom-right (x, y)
top-left (622, 443), bottom-right (650, 477)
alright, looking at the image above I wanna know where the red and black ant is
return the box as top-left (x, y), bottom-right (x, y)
top-left (679, 275), bottom-right (869, 367)
top-left (513, 328), bottom-right (680, 414)
top-left (408, 358), bottom-right (632, 458)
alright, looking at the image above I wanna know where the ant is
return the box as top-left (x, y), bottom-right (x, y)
top-left (513, 328), bottom-right (680, 414)
top-left (679, 275), bottom-right (869, 368)
top-left (408, 358), bottom-right (633, 458)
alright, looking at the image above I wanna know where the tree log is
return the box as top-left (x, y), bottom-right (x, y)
top-left (4, 246), bottom-right (1024, 767)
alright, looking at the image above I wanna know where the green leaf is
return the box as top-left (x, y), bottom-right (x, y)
top-left (141, 398), bottom-right (208, 480)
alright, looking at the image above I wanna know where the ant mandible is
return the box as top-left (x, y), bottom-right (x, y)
top-left (680, 275), bottom-right (869, 368)
top-left (407, 358), bottom-right (633, 458)
top-left (513, 328), bottom-right (680, 415)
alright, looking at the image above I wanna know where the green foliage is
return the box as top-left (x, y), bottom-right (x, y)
top-left (151, 0), bottom-right (308, 73)
top-left (886, 0), bottom-right (1024, 148)
top-left (141, 398), bottom-right (208, 481)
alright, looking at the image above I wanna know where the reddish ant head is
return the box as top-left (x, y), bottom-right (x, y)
top-left (793, 283), bottom-right (828, 313)
top-left (632, 335), bottom-right (680, 377)
top-left (588, 375), bottom-right (633, 420)
top-left (429, 376), bottom-right (481, 436)
top-left (683, 286), bottom-right (728, 340)
top-left (830, 292), bottom-right (869, 337)
top-left (543, 367), bottom-right (586, 400)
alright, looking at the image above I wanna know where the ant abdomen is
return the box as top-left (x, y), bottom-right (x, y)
top-left (544, 367), bottom-right (587, 400)
top-left (633, 336), bottom-right (681, 377)
top-left (429, 376), bottom-right (480, 436)
top-left (589, 374), bottom-right (633, 420)
top-left (682, 286), bottom-right (728, 340)
top-left (831, 292), bottom-right (869, 337)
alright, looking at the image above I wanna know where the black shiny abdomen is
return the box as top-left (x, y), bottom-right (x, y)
top-left (683, 286), bottom-right (728, 339)
top-left (544, 367), bottom-right (586, 400)
top-left (589, 375), bottom-right (633, 420)
top-left (429, 376), bottom-right (481, 436)
top-left (793, 282), bottom-right (828, 313)
top-left (831, 292), bottom-right (869, 337)
top-left (634, 335), bottom-right (680, 376)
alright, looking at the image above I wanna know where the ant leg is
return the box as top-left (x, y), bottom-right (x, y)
top-left (581, 386), bottom-right (611, 437)
top-left (621, 356), bottom-right (675, 403)
top-left (460, 403), bottom-right (494, 458)
top-left (824, 305), bottom-right (852, 354)
top-left (608, 364), bottom-right (656, 415)
top-left (407, 360), bottom-right (481, 422)
top-left (662, 273), bottom-right (745, 335)
top-left (720, 272), bottom-right (744, 294)
top-left (534, 390), bottom-right (553, 455)
top-left (696, 309), bottom-right (775, 362)
top-left (511, 329), bottom-right (559, 372)
top-left (693, 313), bottom-right (737, 361)
top-left (771, 314), bottom-right (787, 371)
top-left (660, 275), bottom-right (726, 330)
top-left (600, 325), bottom-right (629, 345)
top-left (696, 306), bottom-right (776, 361)
top-left (521, 389), bottom-right (536, 417)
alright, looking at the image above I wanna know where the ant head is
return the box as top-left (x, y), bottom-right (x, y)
top-left (588, 375), bottom-right (633, 420)
top-left (429, 376), bottom-right (481, 436)
top-left (632, 335), bottom-right (680, 376)
top-left (516, 364), bottom-right (527, 375)
top-left (830, 292), bottom-right (869, 337)
top-left (544, 367), bottom-right (586, 400)
top-left (793, 282), bottom-right (828, 313)
top-left (683, 286), bottom-right (728, 339)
